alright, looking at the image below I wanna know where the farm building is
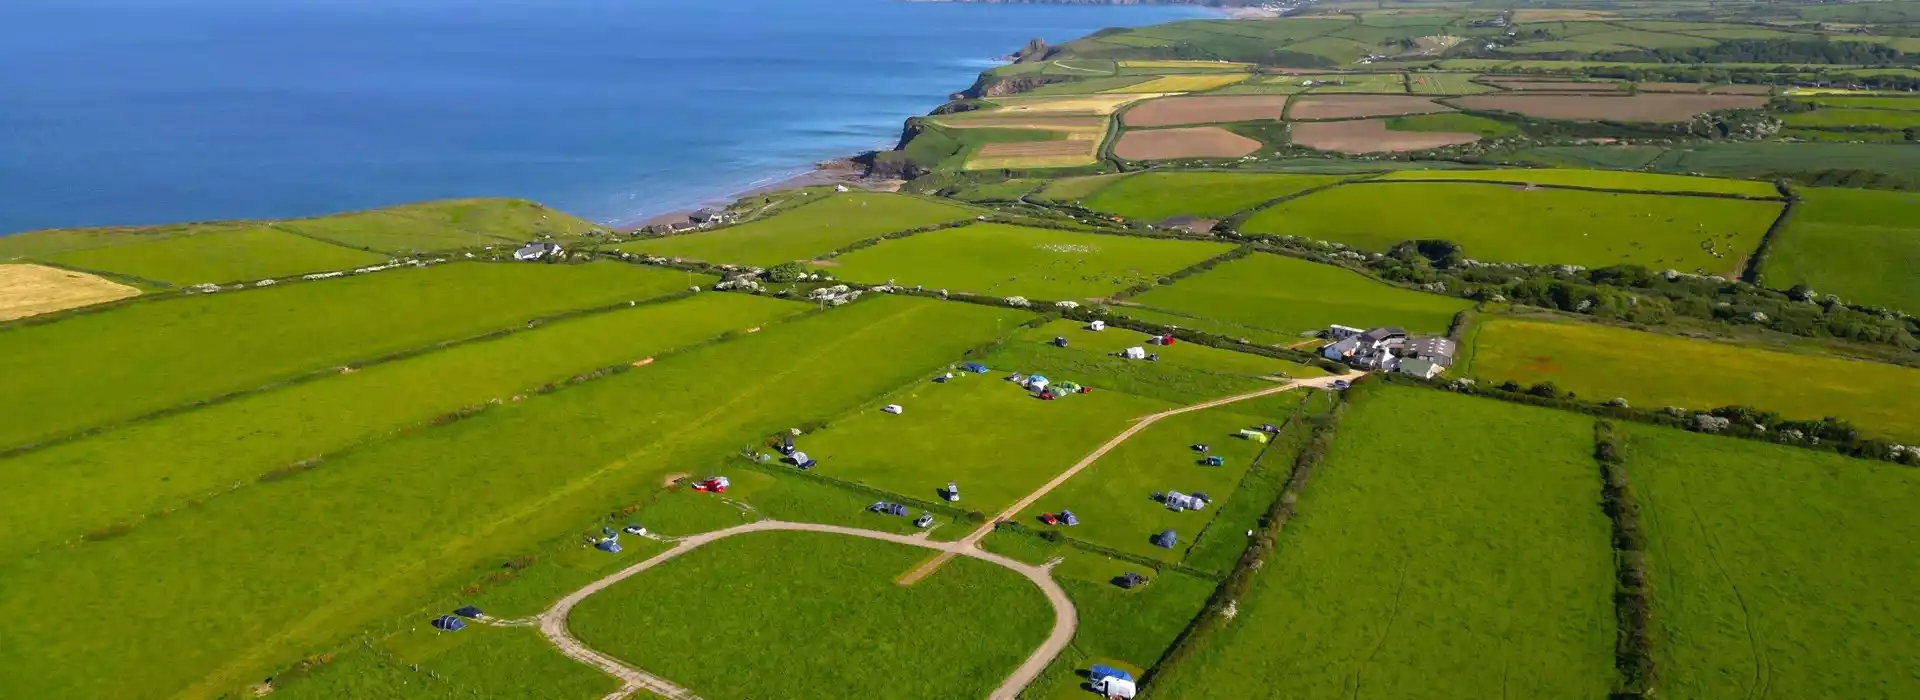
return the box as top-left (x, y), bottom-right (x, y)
top-left (513, 241), bottom-right (563, 261)
top-left (689, 208), bottom-right (734, 226)
top-left (1322, 325), bottom-right (1455, 375)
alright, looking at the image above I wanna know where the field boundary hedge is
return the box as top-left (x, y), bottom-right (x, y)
top-left (1739, 181), bottom-right (1799, 285)
top-left (1181, 393), bottom-right (1316, 576)
top-left (1137, 388), bottom-right (1352, 698)
top-left (1109, 245), bottom-right (1254, 301)
top-left (1594, 420), bottom-right (1658, 698)
top-left (1220, 174), bottom-right (1373, 231)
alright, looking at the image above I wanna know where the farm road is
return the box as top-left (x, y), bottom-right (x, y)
top-left (896, 370), bottom-right (1365, 588)
top-left (537, 520), bottom-right (1076, 700)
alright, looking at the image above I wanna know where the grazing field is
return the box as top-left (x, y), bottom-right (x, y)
top-left (952, 178), bottom-right (1042, 203)
top-left (1078, 172), bottom-right (1346, 220)
top-left (616, 192), bottom-right (975, 265)
top-left (1113, 127), bottom-right (1263, 161)
top-left (804, 368), bottom-right (1167, 515)
top-left (1465, 316), bottom-right (1920, 440)
top-left (1407, 73), bottom-right (1497, 95)
top-left (1289, 118), bottom-right (1479, 153)
top-left (1289, 95), bottom-right (1453, 119)
top-left (1383, 112), bottom-right (1519, 137)
top-left (1018, 403), bottom-right (1284, 562)
top-left (0, 293), bottom-right (803, 559)
top-left (1246, 182), bottom-right (1780, 274)
top-left (0, 295), bottom-right (1029, 699)
top-left (1111, 73), bottom-right (1249, 93)
top-left (1763, 187), bottom-right (1920, 313)
top-left (571, 531), bottom-right (1054, 700)
top-left (1148, 386), bottom-right (1615, 698)
top-left (1783, 107), bottom-right (1920, 130)
top-left (1031, 173), bottom-right (1133, 203)
top-left (1378, 168), bottom-right (1779, 197)
top-left (1128, 252), bottom-right (1472, 338)
top-left (830, 223), bottom-right (1232, 301)
top-left (0, 262), bottom-right (696, 450)
top-left (41, 227), bottom-right (386, 285)
top-left (1624, 425), bottom-right (1920, 699)
top-left (1451, 93), bottom-right (1768, 122)
top-left (0, 263), bottom-right (139, 321)
top-left (1122, 95), bottom-right (1290, 127)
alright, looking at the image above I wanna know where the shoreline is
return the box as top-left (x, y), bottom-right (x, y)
top-left (631, 158), bottom-right (898, 231)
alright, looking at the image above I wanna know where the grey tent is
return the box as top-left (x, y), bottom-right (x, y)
top-left (1113, 572), bottom-right (1148, 589)
top-left (432, 615), bottom-right (467, 632)
top-left (453, 606), bottom-right (483, 619)
top-left (1059, 510), bottom-right (1079, 526)
top-left (1151, 530), bottom-right (1178, 549)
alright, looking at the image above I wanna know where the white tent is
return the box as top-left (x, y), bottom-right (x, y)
top-left (1122, 347), bottom-right (1147, 360)
top-left (1089, 320), bottom-right (1106, 331)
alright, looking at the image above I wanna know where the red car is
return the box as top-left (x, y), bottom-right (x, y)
top-left (1039, 513), bottom-right (1059, 526)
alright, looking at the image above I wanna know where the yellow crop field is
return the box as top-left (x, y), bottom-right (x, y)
top-left (984, 94), bottom-right (1164, 116)
top-left (1106, 73), bottom-right (1249, 93)
top-left (0, 263), bottom-right (140, 321)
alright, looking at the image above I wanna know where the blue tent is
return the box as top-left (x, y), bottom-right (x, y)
top-left (1151, 530), bottom-right (1178, 549)
top-left (596, 539), bottom-right (623, 553)
top-left (432, 615), bottom-right (467, 632)
top-left (963, 362), bottom-right (989, 374)
top-left (1090, 665), bottom-right (1134, 683)
top-left (454, 606), bottom-right (484, 619)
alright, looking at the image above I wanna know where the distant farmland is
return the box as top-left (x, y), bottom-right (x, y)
top-left (1077, 171), bottom-right (1346, 220)
top-left (616, 192), bottom-right (976, 265)
top-left (828, 222), bottom-right (1232, 300)
top-left (1126, 252), bottom-right (1473, 340)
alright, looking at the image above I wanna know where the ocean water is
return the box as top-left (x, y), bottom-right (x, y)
top-left (0, 0), bottom-right (1209, 234)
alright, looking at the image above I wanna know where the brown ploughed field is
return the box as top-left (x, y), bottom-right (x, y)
top-left (1113, 127), bottom-right (1262, 160)
top-left (1637, 82), bottom-right (1709, 93)
top-left (1289, 119), bottom-right (1479, 154)
top-left (1289, 95), bottom-right (1453, 120)
top-left (1450, 93), bottom-right (1768, 122)
top-left (1122, 95), bottom-right (1289, 127)
top-left (0, 263), bottom-right (140, 322)
top-left (975, 141), bottom-right (1093, 158)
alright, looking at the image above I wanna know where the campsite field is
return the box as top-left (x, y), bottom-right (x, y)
top-left (0, 295), bottom-right (1031, 699)
top-left (1077, 172), bottom-right (1347, 220)
top-left (42, 226), bottom-right (388, 286)
top-left (1244, 182), bottom-right (1781, 274)
top-left (1762, 187), bottom-right (1920, 312)
top-left (1146, 386), bottom-right (1617, 699)
top-left (827, 223), bottom-right (1232, 301)
top-left (803, 369), bottom-right (1168, 515)
top-left (1017, 403), bottom-right (1286, 562)
top-left (571, 531), bottom-right (1054, 700)
top-left (1017, 319), bottom-right (1321, 382)
top-left (1624, 425), bottom-right (1920, 699)
top-left (1378, 168), bottom-right (1780, 197)
top-left (982, 323), bottom-right (1287, 405)
top-left (0, 262), bottom-right (698, 451)
top-left (616, 192), bottom-right (975, 265)
top-left (271, 625), bottom-right (615, 700)
top-left (1126, 252), bottom-right (1472, 340)
top-left (1464, 316), bottom-right (1920, 440)
top-left (1024, 562), bottom-right (1217, 700)
top-left (0, 263), bottom-right (140, 322)
top-left (0, 293), bottom-right (803, 559)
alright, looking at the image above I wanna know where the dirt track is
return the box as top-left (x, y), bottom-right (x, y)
top-left (537, 520), bottom-right (1077, 700)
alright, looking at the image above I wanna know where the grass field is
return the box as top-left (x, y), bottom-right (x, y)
top-left (1127, 252), bottom-right (1472, 339)
top-left (43, 226), bottom-right (387, 285)
top-left (1148, 386), bottom-right (1616, 698)
top-left (1464, 316), bottom-right (1920, 440)
top-left (272, 624), bottom-right (615, 700)
top-left (1407, 72), bottom-right (1496, 95)
top-left (1030, 173), bottom-right (1132, 203)
top-left (1246, 182), bottom-right (1781, 274)
top-left (0, 295), bottom-right (1030, 699)
top-left (983, 324), bottom-right (1289, 405)
top-left (827, 223), bottom-right (1233, 300)
top-left (571, 531), bottom-right (1054, 700)
top-left (1018, 402), bottom-right (1287, 562)
top-left (616, 192), bottom-right (976, 265)
top-left (1782, 107), bottom-right (1920, 130)
top-left (1801, 95), bottom-right (1920, 111)
top-left (1020, 319), bottom-right (1321, 381)
top-left (804, 367), bottom-right (1169, 515)
top-left (0, 262), bottom-right (697, 450)
top-left (1077, 172), bottom-right (1347, 220)
top-left (1024, 561), bottom-right (1217, 700)
top-left (952, 179), bottom-right (1043, 203)
top-left (0, 198), bottom-right (601, 260)
top-left (0, 263), bottom-right (140, 321)
top-left (0, 293), bottom-right (803, 559)
top-left (1382, 112), bottom-right (1517, 137)
top-left (1763, 187), bottom-right (1920, 313)
top-left (1110, 73), bottom-right (1249, 93)
top-left (1308, 72), bottom-right (1407, 94)
top-left (1378, 167), bottom-right (1779, 197)
top-left (1624, 425), bottom-right (1920, 699)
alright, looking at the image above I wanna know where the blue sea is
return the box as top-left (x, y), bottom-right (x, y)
top-left (0, 0), bottom-right (1210, 234)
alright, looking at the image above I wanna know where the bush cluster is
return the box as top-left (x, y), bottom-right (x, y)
top-left (1594, 420), bottom-right (1657, 697)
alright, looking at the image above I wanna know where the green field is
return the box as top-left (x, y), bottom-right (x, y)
top-left (1764, 187), bottom-right (1920, 313)
top-left (1149, 386), bottom-right (1616, 698)
top-left (1021, 318), bottom-right (1321, 381)
top-left (616, 192), bottom-right (977, 265)
top-left (1247, 182), bottom-right (1781, 275)
top-left (1624, 425), bottom-right (1920, 699)
top-left (0, 293), bottom-right (802, 559)
top-left (272, 624), bottom-right (615, 700)
top-left (1018, 401), bottom-right (1290, 562)
top-left (42, 226), bottom-right (387, 285)
top-left (1025, 560), bottom-right (1217, 700)
top-left (1465, 316), bottom-right (1920, 440)
top-left (1127, 252), bottom-right (1472, 339)
top-left (983, 322), bottom-right (1294, 405)
top-left (828, 223), bottom-right (1233, 301)
top-left (1030, 173), bottom-right (1132, 204)
top-left (1306, 72), bottom-right (1407, 93)
top-left (573, 531), bottom-right (1052, 699)
top-left (0, 262), bottom-right (697, 450)
top-left (0, 295), bottom-right (1029, 699)
top-left (1803, 95), bottom-right (1920, 111)
top-left (952, 179), bottom-right (1043, 202)
top-left (804, 367), bottom-right (1168, 515)
top-left (1378, 168), bottom-right (1779, 197)
top-left (1782, 108), bottom-right (1920, 130)
top-left (1077, 172), bottom-right (1348, 220)
top-left (0, 199), bottom-right (601, 261)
